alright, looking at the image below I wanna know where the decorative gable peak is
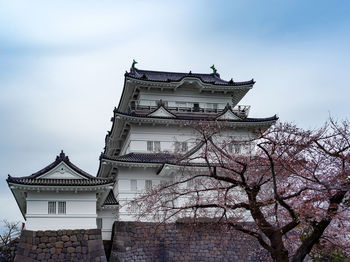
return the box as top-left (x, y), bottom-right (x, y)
top-left (38, 162), bottom-right (87, 180)
top-left (147, 102), bottom-right (176, 118)
top-left (56, 150), bottom-right (69, 162)
top-left (216, 104), bottom-right (242, 120)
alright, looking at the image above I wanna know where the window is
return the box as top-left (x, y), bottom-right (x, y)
top-left (228, 143), bottom-right (242, 154)
top-left (145, 180), bottom-right (152, 191)
top-left (147, 141), bottom-right (161, 152)
top-left (48, 201), bottom-right (66, 214)
top-left (58, 201), bottom-right (66, 214)
top-left (147, 141), bottom-right (153, 151)
top-left (130, 201), bottom-right (138, 213)
top-left (154, 141), bottom-right (160, 152)
top-left (48, 201), bottom-right (56, 214)
top-left (175, 141), bottom-right (188, 152)
top-left (193, 103), bottom-right (200, 112)
top-left (131, 179), bottom-right (137, 191)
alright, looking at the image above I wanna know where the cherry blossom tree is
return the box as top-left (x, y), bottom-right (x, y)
top-left (133, 118), bottom-right (350, 262)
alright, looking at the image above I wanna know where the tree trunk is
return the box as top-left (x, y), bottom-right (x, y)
top-left (269, 231), bottom-right (290, 262)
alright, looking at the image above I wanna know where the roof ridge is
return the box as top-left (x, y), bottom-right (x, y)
top-left (133, 68), bottom-right (216, 76)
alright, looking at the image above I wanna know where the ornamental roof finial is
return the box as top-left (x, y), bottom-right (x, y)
top-left (56, 150), bottom-right (69, 161)
top-left (131, 59), bottom-right (138, 69)
top-left (59, 150), bottom-right (65, 158)
top-left (210, 64), bottom-right (217, 74)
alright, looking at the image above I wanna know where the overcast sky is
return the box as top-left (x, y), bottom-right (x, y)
top-left (0, 0), bottom-right (349, 222)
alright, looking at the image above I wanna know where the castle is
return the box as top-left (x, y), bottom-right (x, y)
top-left (7, 63), bottom-right (277, 241)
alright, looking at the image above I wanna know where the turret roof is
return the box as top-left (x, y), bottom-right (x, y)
top-left (125, 68), bottom-right (255, 86)
top-left (114, 108), bottom-right (278, 123)
top-left (7, 151), bottom-right (114, 186)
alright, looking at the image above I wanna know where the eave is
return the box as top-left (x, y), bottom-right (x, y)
top-left (101, 157), bottom-right (163, 168)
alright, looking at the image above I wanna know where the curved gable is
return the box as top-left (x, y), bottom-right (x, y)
top-left (37, 162), bottom-right (88, 179)
top-left (147, 106), bottom-right (176, 118)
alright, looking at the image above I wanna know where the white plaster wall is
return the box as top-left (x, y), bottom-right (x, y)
top-left (139, 90), bottom-right (233, 108)
top-left (97, 209), bottom-right (117, 240)
top-left (25, 192), bottom-right (97, 231)
top-left (122, 125), bottom-right (256, 154)
top-left (25, 217), bottom-right (97, 231)
top-left (117, 167), bottom-right (172, 221)
top-left (122, 125), bottom-right (197, 154)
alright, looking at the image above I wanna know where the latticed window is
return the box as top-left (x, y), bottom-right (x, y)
top-left (147, 141), bottom-right (153, 151)
top-left (154, 141), bottom-right (160, 152)
top-left (58, 201), bottom-right (66, 214)
top-left (145, 180), bottom-right (152, 191)
top-left (130, 201), bottom-right (138, 213)
top-left (48, 201), bottom-right (56, 214)
top-left (147, 141), bottom-right (161, 152)
top-left (228, 142), bottom-right (242, 154)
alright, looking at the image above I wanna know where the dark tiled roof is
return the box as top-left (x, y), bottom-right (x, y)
top-left (115, 109), bottom-right (278, 123)
top-left (103, 190), bottom-right (118, 206)
top-left (102, 152), bottom-right (176, 164)
top-left (7, 150), bottom-right (114, 186)
top-left (6, 176), bottom-right (114, 186)
top-left (125, 68), bottom-right (255, 86)
top-left (21, 150), bottom-right (96, 180)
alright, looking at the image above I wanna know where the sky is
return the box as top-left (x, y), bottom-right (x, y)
top-left (0, 0), bottom-right (349, 222)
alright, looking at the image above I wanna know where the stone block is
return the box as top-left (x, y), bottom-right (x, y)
top-left (88, 239), bottom-right (103, 252)
top-left (55, 241), bottom-right (64, 248)
top-left (88, 228), bottom-right (101, 235)
top-left (67, 247), bottom-right (75, 253)
top-left (40, 236), bottom-right (48, 243)
top-left (14, 254), bottom-right (35, 262)
top-left (70, 235), bottom-right (77, 242)
top-left (64, 241), bottom-right (72, 247)
top-left (61, 235), bottom-right (70, 242)
top-left (49, 236), bottom-right (57, 243)
top-left (37, 253), bottom-right (45, 260)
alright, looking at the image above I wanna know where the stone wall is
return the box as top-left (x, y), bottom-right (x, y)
top-left (110, 221), bottom-right (271, 262)
top-left (14, 229), bottom-right (107, 262)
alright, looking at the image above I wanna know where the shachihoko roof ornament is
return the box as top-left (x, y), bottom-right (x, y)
top-left (210, 64), bottom-right (217, 74)
top-left (131, 59), bottom-right (138, 69)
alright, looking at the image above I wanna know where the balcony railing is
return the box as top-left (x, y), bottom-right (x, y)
top-left (128, 99), bottom-right (250, 118)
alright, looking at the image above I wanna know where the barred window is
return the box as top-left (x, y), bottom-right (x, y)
top-left (145, 180), bottom-right (152, 191)
top-left (58, 201), bottom-right (66, 214)
top-left (130, 201), bottom-right (138, 213)
top-left (147, 141), bottom-right (161, 152)
top-left (147, 141), bottom-right (153, 151)
top-left (48, 201), bottom-right (56, 214)
top-left (154, 141), bottom-right (160, 152)
top-left (228, 142), bottom-right (242, 154)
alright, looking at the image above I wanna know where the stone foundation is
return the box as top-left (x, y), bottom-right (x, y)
top-left (14, 229), bottom-right (107, 262)
top-left (110, 221), bottom-right (270, 262)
